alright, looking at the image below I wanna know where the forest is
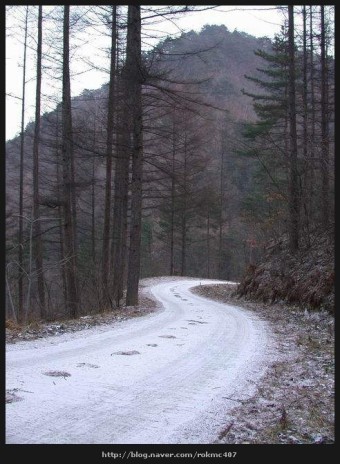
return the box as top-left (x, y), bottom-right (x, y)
top-left (5, 5), bottom-right (334, 323)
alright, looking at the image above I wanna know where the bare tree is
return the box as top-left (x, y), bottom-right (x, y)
top-left (288, 5), bottom-right (299, 251)
top-left (218, 125), bottom-right (226, 278)
top-left (126, 5), bottom-right (144, 306)
top-left (169, 116), bottom-right (176, 276)
top-left (320, 5), bottom-right (329, 228)
top-left (111, 76), bottom-right (130, 308)
top-left (18, 6), bottom-right (29, 322)
top-left (62, 5), bottom-right (80, 317)
top-left (102, 5), bottom-right (117, 306)
top-left (32, 5), bottom-right (46, 317)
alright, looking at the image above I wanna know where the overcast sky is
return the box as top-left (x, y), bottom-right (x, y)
top-left (6, 6), bottom-right (285, 141)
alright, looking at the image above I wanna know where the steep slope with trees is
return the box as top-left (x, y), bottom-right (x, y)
top-left (236, 6), bottom-right (334, 311)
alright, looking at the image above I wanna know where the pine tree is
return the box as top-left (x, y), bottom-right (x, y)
top-left (241, 30), bottom-right (290, 243)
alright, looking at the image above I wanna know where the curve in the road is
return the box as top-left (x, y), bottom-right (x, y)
top-left (6, 278), bottom-right (274, 444)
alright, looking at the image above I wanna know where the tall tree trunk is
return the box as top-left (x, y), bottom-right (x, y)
top-left (309, 6), bottom-right (317, 225)
top-left (102, 6), bottom-right (117, 304)
top-left (62, 5), bottom-right (79, 318)
top-left (309, 6), bottom-right (316, 161)
top-left (126, 5), bottom-right (144, 306)
top-left (320, 5), bottom-right (329, 227)
top-left (218, 129), bottom-right (225, 278)
top-left (18, 6), bottom-right (29, 322)
top-left (207, 208), bottom-right (210, 278)
top-left (301, 5), bottom-right (311, 246)
top-left (91, 120), bottom-right (96, 264)
top-left (111, 11), bottom-right (128, 308)
top-left (288, 5), bottom-right (299, 252)
top-left (181, 210), bottom-right (187, 276)
top-left (170, 119), bottom-right (176, 276)
top-left (32, 5), bottom-right (46, 318)
top-left (180, 136), bottom-right (187, 277)
top-left (180, 211), bottom-right (187, 276)
top-left (112, 95), bottom-right (130, 307)
top-left (55, 108), bottom-right (67, 307)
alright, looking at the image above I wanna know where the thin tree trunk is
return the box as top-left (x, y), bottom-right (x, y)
top-left (32, 5), bottom-right (46, 318)
top-left (207, 208), bottom-right (210, 278)
top-left (70, 128), bottom-right (78, 269)
top-left (112, 18), bottom-right (131, 308)
top-left (91, 120), bottom-right (96, 264)
top-left (309, 6), bottom-right (317, 225)
top-left (126, 5), bottom-right (144, 306)
top-left (120, 157), bottom-right (129, 301)
top-left (288, 5), bottom-right (299, 252)
top-left (112, 102), bottom-right (130, 307)
top-left (62, 5), bottom-right (79, 318)
top-left (18, 5), bottom-right (29, 322)
top-left (55, 108), bottom-right (67, 307)
top-left (301, 5), bottom-right (311, 246)
top-left (309, 6), bottom-right (316, 159)
top-left (320, 5), bottom-right (329, 227)
top-left (181, 213), bottom-right (187, 276)
top-left (170, 119), bottom-right (176, 276)
top-left (302, 6), bottom-right (308, 161)
top-left (102, 6), bottom-right (117, 304)
top-left (218, 130), bottom-right (225, 278)
top-left (180, 136), bottom-right (187, 277)
top-left (111, 60), bottom-right (130, 307)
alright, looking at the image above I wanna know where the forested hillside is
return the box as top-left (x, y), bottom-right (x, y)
top-left (6, 6), bottom-right (334, 322)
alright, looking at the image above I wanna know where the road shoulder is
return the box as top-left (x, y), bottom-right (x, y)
top-left (191, 284), bottom-right (334, 444)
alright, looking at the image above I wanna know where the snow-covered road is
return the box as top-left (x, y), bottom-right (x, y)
top-left (6, 279), bottom-right (273, 444)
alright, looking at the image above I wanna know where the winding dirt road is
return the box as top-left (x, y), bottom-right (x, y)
top-left (6, 279), bottom-right (273, 444)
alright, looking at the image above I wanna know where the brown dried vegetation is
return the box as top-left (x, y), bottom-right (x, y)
top-left (193, 283), bottom-right (334, 444)
top-left (237, 232), bottom-right (334, 312)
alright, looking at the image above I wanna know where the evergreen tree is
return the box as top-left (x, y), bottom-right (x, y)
top-left (240, 30), bottom-right (290, 243)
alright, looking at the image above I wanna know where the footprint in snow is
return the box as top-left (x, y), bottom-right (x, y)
top-left (186, 319), bottom-right (208, 324)
top-left (76, 363), bottom-right (99, 368)
top-left (6, 390), bottom-right (24, 403)
top-left (146, 343), bottom-right (158, 347)
top-left (159, 335), bottom-right (177, 339)
top-left (43, 370), bottom-right (71, 378)
top-left (111, 350), bottom-right (140, 356)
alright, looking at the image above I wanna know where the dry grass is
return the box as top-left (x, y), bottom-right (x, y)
top-left (6, 293), bottom-right (158, 344)
top-left (192, 284), bottom-right (334, 444)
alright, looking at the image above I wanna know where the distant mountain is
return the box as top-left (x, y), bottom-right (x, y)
top-left (150, 25), bottom-right (270, 119)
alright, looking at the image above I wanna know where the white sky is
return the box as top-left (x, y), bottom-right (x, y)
top-left (6, 5), bottom-right (285, 141)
